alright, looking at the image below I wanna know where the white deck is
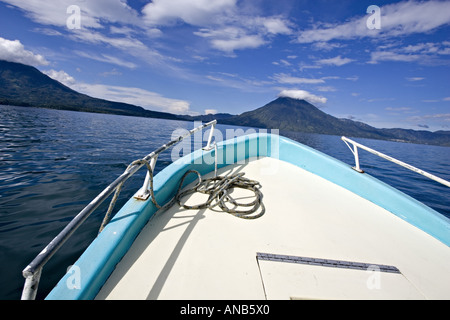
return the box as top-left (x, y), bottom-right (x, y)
top-left (96, 157), bottom-right (450, 300)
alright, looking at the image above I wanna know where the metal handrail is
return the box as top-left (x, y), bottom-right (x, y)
top-left (342, 136), bottom-right (450, 188)
top-left (21, 120), bottom-right (217, 300)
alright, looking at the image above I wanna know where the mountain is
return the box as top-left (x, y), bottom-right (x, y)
top-left (221, 97), bottom-right (383, 138)
top-left (1, 59), bottom-right (448, 147)
top-left (220, 97), bottom-right (450, 147)
top-left (0, 60), bottom-right (180, 120)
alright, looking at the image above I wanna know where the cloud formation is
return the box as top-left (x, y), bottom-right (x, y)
top-left (143, 0), bottom-right (236, 26)
top-left (72, 83), bottom-right (192, 114)
top-left (195, 27), bottom-right (267, 53)
top-left (3, 0), bottom-right (294, 58)
top-left (273, 73), bottom-right (325, 85)
top-left (193, 15), bottom-right (292, 54)
top-left (143, 0), bottom-right (293, 54)
top-left (316, 55), bottom-right (354, 67)
top-left (3, 0), bottom-right (140, 29)
top-left (43, 69), bottom-right (76, 86)
top-left (2, 0), bottom-right (168, 68)
top-left (38, 66), bottom-right (193, 114)
top-left (278, 89), bottom-right (327, 104)
top-left (297, 1), bottom-right (450, 43)
top-left (0, 37), bottom-right (49, 66)
top-left (369, 41), bottom-right (450, 65)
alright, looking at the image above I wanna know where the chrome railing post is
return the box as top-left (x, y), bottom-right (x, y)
top-left (342, 136), bottom-right (450, 187)
top-left (343, 137), bottom-right (364, 173)
top-left (21, 120), bottom-right (218, 299)
top-left (353, 144), bottom-right (362, 173)
top-left (203, 122), bottom-right (216, 151)
top-left (21, 268), bottom-right (42, 300)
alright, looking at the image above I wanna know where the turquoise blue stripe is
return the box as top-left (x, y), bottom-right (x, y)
top-left (46, 133), bottom-right (450, 300)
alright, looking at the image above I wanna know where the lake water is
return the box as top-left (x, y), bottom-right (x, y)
top-left (1, 105), bottom-right (449, 300)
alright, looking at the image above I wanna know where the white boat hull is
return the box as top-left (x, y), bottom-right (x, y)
top-left (45, 133), bottom-right (450, 300)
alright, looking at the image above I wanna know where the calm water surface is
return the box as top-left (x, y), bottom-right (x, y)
top-left (1, 105), bottom-right (449, 300)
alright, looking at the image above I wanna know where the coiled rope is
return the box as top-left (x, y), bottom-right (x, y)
top-left (99, 158), bottom-right (265, 232)
top-left (167, 170), bottom-right (265, 219)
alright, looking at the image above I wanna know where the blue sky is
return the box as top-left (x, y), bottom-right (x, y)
top-left (0, 0), bottom-right (449, 131)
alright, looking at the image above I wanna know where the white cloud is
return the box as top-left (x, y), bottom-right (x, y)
top-left (211, 34), bottom-right (266, 53)
top-left (195, 24), bottom-right (269, 54)
top-left (423, 97), bottom-right (450, 103)
top-left (272, 73), bottom-right (325, 85)
top-left (346, 76), bottom-right (359, 82)
top-left (205, 109), bottom-right (218, 115)
top-left (312, 42), bottom-right (346, 51)
top-left (72, 83), bottom-right (192, 114)
top-left (369, 41), bottom-right (450, 65)
top-left (278, 89), bottom-right (327, 104)
top-left (74, 51), bottom-right (138, 69)
top-left (403, 43), bottom-right (438, 53)
top-left (43, 69), bottom-right (76, 86)
top-left (406, 77), bottom-right (425, 82)
top-left (316, 86), bottom-right (337, 92)
top-left (316, 55), bottom-right (354, 66)
top-left (368, 51), bottom-right (422, 64)
top-left (381, 1), bottom-right (450, 36)
top-left (146, 28), bottom-right (164, 38)
top-left (41, 68), bottom-right (193, 114)
top-left (32, 28), bottom-right (63, 36)
top-left (256, 16), bottom-right (293, 35)
top-left (297, 1), bottom-right (450, 43)
top-left (0, 37), bottom-right (49, 66)
top-left (297, 15), bottom-right (367, 44)
top-left (408, 113), bottom-right (450, 123)
top-left (68, 29), bottom-right (171, 68)
top-left (4, 0), bottom-right (294, 57)
top-left (2, 0), bottom-right (174, 69)
top-left (385, 107), bottom-right (413, 112)
top-left (299, 64), bottom-right (322, 72)
top-left (144, 0), bottom-right (292, 54)
top-left (69, 30), bottom-right (146, 52)
top-left (100, 69), bottom-right (122, 77)
top-left (143, 0), bottom-right (236, 26)
top-left (272, 59), bottom-right (292, 67)
top-left (195, 26), bottom-right (268, 53)
top-left (3, 0), bottom-right (140, 29)
top-left (208, 16), bottom-right (293, 53)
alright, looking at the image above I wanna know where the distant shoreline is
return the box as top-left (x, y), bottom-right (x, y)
top-left (2, 103), bottom-right (449, 148)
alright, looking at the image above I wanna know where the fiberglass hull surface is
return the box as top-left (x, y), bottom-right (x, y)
top-left (46, 133), bottom-right (450, 300)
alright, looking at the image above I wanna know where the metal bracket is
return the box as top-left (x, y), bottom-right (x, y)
top-left (134, 189), bottom-right (151, 201)
top-left (134, 155), bottom-right (158, 201)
